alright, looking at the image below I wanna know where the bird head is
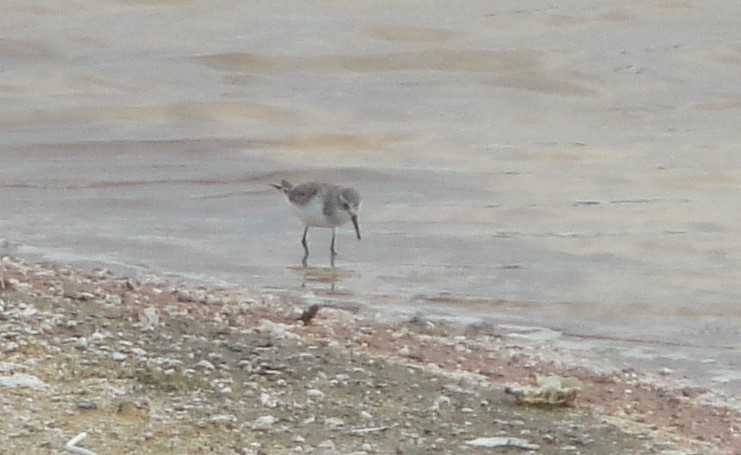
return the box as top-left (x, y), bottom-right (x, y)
top-left (339, 188), bottom-right (362, 240)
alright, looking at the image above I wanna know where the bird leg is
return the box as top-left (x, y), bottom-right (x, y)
top-left (330, 228), bottom-right (338, 268)
top-left (301, 226), bottom-right (309, 268)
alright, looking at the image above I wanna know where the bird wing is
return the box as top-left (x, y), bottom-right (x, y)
top-left (288, 182), bottom-right (320, 206)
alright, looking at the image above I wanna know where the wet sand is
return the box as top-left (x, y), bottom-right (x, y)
top-left (1, 0), bottom-right (740, 397)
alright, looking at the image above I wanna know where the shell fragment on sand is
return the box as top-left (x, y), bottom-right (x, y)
top-left (504, 374), bottom-right (581, 406)
top-left (466, 436), bottom-right (540, 450)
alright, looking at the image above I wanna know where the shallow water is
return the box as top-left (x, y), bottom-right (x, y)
top-left (1, 0), bottom-right (740, 394)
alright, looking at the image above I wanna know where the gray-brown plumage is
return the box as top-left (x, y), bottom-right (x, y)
top-left (271, 180), bottom-right (361, 267)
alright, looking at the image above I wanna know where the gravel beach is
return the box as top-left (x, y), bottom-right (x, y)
top-left (1, 257), bottom-right (738, 454)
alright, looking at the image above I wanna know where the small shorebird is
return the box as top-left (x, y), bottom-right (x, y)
top-left (271, 180), bottom-right (361, 267)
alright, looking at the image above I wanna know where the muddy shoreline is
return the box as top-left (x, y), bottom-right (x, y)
top-left (1, 257), bottom-right (738, 454)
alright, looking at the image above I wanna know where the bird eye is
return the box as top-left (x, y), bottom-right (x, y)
top-left (342, 203), bottom-right (350, 210)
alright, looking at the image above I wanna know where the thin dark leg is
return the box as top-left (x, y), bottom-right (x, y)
top-left (330, 228), bottom-right (338, 256)
top-left (330, 228), bottom-right (337, 268)
top-left (301, 226), bottom-right (309, 268)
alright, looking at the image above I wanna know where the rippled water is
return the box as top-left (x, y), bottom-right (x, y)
top-left (2, 0), bottom-right (740, 394)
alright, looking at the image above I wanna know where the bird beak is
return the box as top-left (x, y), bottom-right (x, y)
top-left (351, 215), bottom-right (361, 240)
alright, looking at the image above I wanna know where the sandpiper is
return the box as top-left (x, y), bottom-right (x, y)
top-left (271, 180), bottom-right (361, 267)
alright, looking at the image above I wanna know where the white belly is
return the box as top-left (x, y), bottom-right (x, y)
top-left (291, 198), bottom-right (350, 228)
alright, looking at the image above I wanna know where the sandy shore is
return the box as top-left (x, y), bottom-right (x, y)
top-left (1, 257), bottom-right (738, 454)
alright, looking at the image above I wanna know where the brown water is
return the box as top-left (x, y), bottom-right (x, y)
top-left (1, 1), bottom-right (740, 395)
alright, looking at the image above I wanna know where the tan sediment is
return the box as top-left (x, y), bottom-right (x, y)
top-left (0, 39), bottom-right (56, 58)
top-left (695, 94), bottom-right (741, 111)
top-left (196, 49), bottom-right (545, 74)
top-left (490, 72), bottom-right (599, 97)
top-left (256, 132), bottom-right (412, 151)
top-left (0, 102), bottom-right (297, 127)
top-left (366, 26), bottom-right (460, 43)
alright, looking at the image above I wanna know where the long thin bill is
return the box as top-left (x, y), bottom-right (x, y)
top-left (351, 215), bottom-right (361, 240)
